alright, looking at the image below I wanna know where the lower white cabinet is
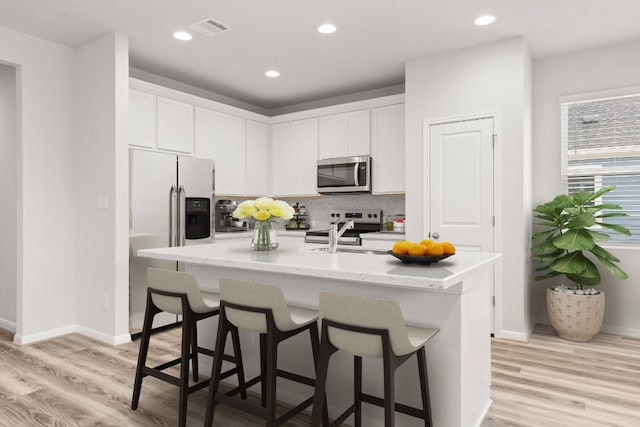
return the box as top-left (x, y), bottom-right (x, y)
top-left (245, 120), bottom-right (269, 197)
top-left (157, 96), bottom-right (194, 154)
top-left (371, 104), bottom-right (405, 194)
top-left (271, 118), bottom-right (319, 197)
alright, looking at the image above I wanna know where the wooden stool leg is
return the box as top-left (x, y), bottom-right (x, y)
top-left (354, 355), bottom-right (363, 427)
top-left (260, 333), bottom-right (267, 408)
top-left (265, 332), bottom-right (278, 427)
top-left (383, 356), bottom-right (396, 427)
top-left (131, 294), bottom-right (159, 410)
top-left (309, 325), bottom-right (330, 427)
top-left (204, 316), bottom-right (231, 427)
top-left (177, 314), bottom-right (192, 427)
top-left (192, 320), bottom-right (199, 382)
top-left (416, 347), bottom-right (433, 426)
top-left (311, 322), bottom-right (337, 427)
top-left (230, 326), bottom-right (247, 399)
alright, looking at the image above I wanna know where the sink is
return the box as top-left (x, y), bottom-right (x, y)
top-left (311, 247), bottom-right (388, 255)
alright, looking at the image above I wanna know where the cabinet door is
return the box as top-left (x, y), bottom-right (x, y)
top-left (272, 118), bottom-right (319, 197)
top-left (318, 110), bottom-right (370, 159)
top-left (245, 120), bottom-right (269, 196)
top-left (195, 107), bottom-right (246, 195)
top-left (217, 114), bottom-right (246, 195)
top-left (318, 114), bottom-right (346, 159)
top-left (345, 110), bottom-right (370, 156)
top-left (371, 104), bottom-right (404, 194)
top-left (157, 97), bottom-right (194, 154)
top-left (129, 90), bottom-right (156, 149)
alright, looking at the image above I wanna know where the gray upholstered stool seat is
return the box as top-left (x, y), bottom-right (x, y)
top-left (131, 268), bottom-right (245, 427)
top-left (204, 278), bottom-right (329, 427)
top-left (311, 291), bottom-right (439, 427)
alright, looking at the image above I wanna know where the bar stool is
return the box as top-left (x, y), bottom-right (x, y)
top-left (131, 268), bottom-right (246, 427)
top-left (311, 291), bottom-right (439, 427)
top-left (204, 278), bottom-right (329, 427)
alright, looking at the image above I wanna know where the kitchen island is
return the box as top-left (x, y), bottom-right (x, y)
top-left (138, 237), bottom-right (501, 427)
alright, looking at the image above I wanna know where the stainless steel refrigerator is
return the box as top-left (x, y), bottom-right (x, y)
top-left (129, 149), bottom-right (215, 336)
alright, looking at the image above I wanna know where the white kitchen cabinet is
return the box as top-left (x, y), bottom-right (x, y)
top-left (271, 118), bottom-right (319, 197)
top-left (245, 120), bottom-right (269, 196)
top-left (195, 107), bottom-right (246, 195)
top-left (129, 89), bottom-right (157, 149)
top-left (157, 96), bottom-right (194, 154)
top-left (318, 110), bottom-right (370, 159)
top-left (371, 103), bottom-right (405, 194)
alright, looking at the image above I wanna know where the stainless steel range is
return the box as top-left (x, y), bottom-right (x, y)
top-left (304, 209), bottom-right (383, 246)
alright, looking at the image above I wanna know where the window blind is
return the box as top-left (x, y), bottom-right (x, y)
top-left (560, 94), bottom-right (640, 244)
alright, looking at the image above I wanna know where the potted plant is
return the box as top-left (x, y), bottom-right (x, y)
top-left (531, 186), bottom-right (631, 342)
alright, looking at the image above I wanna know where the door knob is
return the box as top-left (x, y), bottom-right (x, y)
top-left (432, 232), bottom-right (440, 240)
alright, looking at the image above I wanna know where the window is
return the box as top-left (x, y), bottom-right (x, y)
top-left (561, 92), bottom-right (640, 244)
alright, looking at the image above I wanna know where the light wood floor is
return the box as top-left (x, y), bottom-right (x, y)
top-left (0, 325), bottom-right (638, 426)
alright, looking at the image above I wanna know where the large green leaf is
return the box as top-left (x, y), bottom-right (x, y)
top-left (596, 212), bottom-right (629, 218)
top-left (590, 245), bottom-right (620, 262)
top-left (531, 241), bottom-right (557, 253)
top-left (552, 229), bottom-right (595, 251)
top-left (587, 230), bottom-right (611, 242)
top-left (550, 252), bottom-right (591, 275)
top-left (532, 250), bottom-right (566, 263)
top-left (599, 222), bottom-right (632, 236)
top-left (532, 229), bottom-right (556, 241)
top-left (591, 245), bottom-right (628, 280)
top-left (566, 212), bottom-right (596, 229)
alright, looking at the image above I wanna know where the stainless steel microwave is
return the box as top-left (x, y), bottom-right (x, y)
top-left (317, 155), bottom-right (371, 194)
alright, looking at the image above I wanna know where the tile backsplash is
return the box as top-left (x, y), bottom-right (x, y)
top-left (216, 194), bottom-right (405, 230)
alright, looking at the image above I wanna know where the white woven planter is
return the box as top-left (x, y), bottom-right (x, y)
top-left (546, 288), bottom-right (605, 342)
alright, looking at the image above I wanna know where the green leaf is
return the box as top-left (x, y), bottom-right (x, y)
top-left (590, 245), bottom-right (620, 262)
top-left (587, 230), bottom-right (611, 242)
top-left (590, 186), bottom-right (616, 200)
top-left (552, 229), bottom-right (595, 251)
top-left (566, 212), bottom-right (596, 229)
top-left (599, 258), bottom-right (629, 280)
top-left (532, 250), bottom-right (566, 262)
top-left (532, 229), bottom-right (556, 241)
top-left (599, 222), bottom-right (632, 236)
top-left (531, 241), bottom-right (557, 253)
top-left (596, 212), bottom-right (629, 219)
top-left (550, 252), bottom-right (590, 274)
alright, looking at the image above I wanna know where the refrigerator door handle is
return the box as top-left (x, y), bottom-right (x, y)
top-left (169, 185), bottom-right (178, 247)
top-left (178, 185), bottom-right (186, 246)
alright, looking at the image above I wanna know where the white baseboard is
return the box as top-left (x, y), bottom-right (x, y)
top-left (536, 316), bottom-right (640, 340)
top-left (0, 317), bottom-right (16, 333)
top-left (15, 325), bottom-right (77, 345)
top-left (496, 329), bottom-right (530, 342)
top-left (14, 324), bottom-right (131, 346)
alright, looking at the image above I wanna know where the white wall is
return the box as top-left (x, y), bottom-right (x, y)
top-left (0, 26), bottom-right (77, 343)
top-left (75, 33), bottom-right (130, 344)
top-left (405, 37), bottom-right (533, 340)
top-left (532, 40), bottom-right (640, 338)
top-left (0, 63), bottom-right (17, 331)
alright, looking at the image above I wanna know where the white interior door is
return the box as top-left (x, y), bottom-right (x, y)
top-left (427, 117), bottom-right (494, 251)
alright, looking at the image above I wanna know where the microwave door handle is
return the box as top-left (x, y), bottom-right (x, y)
top-left (169, 185), bottom-right (177, 247)
top-left (353, 162), bottom-right (360, 186)
top-left (178, 185), bottom-right (186, 246)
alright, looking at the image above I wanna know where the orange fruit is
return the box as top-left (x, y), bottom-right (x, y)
top-left (392, 241), bottom-right (411, 255)
top-left (420, 239), bottom-right (433, 247)
top-left (408, 243), bottom-right (427, 256)
top-left (442, 241), bottom-right (456, 255)
top-left (425, 242), bottom-right (444, 256)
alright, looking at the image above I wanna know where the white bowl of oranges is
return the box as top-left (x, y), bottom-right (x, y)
top-left (388, 239), bottom-right (456, 265)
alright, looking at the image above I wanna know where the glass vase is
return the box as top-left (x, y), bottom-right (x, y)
top-left (251, 220), bottom-right (279, 251)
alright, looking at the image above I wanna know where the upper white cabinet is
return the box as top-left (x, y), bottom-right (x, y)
top-left (371, 104), bottom-right (405, 194)
top-left (195, 107), bottom-right (246, 195)
top-left (245, 120), bottom-right (269, 197)
top-left (271, 118), bottom-right (319, 197)
top-left (318, 110), bottom-right (370, 159)
top-left (129, 90), bottom-right (157, 149)
top-left (157, 97), bottom-right (194, 154)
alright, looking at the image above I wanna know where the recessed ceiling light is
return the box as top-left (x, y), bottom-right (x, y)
top-left (474, 15), bottom-right (496, 26)
top-left (265, 70), bottom-right (280, 78)
top-left (173, 31), bottom-right (193, 41)
top-left (317, 23), bottom-right (337, 34)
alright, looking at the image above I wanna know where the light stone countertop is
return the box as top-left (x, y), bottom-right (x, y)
top-left (138, 237), bottom-right (500, 293)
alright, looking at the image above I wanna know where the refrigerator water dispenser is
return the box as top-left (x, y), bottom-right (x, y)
top-left (185, 197), bottom-right (211, 239)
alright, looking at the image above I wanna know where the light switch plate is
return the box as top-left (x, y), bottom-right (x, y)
top-left (97, 194), bottom-right (109, 210)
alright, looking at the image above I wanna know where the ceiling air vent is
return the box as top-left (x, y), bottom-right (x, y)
top-left (189, 18), bottom-right (231, 37)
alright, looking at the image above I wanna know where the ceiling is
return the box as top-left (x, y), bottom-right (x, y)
top-left (2, 0), bottom-right (640, 111)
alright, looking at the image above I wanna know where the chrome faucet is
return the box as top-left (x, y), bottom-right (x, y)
top-left (328, 218), bottom-right (355, 254)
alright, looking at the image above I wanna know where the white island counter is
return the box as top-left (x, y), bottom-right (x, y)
top-left (138, 237), bottom-right (501, 427)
